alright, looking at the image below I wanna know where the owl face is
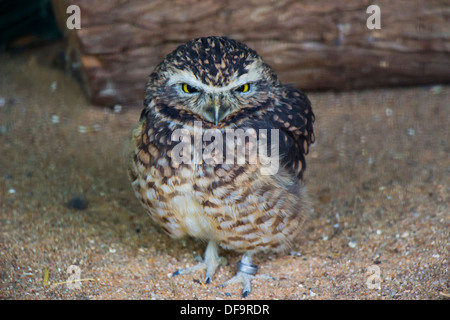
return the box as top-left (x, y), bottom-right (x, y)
top-left (146, 37), bottom-right (279, 126)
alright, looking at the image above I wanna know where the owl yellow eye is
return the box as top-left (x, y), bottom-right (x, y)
top-left (236, 83), bottom-right (250, 93)
top-left (182, 83), bottom-right (198, 94)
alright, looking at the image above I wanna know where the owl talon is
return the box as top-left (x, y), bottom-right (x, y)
top-left (219, 253), bottom-right (275, 298)
top-left (171, 241), bottom-right (226, 283)
top-left (219, 271), bottom-right (276, 298)
top-left (171, 270), bottom-right (181, 277)
top-left (219, 271), bottom-right (253, 297)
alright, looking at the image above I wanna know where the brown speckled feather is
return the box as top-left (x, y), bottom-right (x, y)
top-left (129, 36), bottom-right (315, 254)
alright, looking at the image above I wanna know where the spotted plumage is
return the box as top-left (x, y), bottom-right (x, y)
top-left (129, 36), bottom-right (315, 297)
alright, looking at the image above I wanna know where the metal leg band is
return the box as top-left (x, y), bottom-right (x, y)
top-left (237, 261), bottom-right (258, 276)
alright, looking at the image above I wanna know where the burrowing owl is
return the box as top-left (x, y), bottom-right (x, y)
top-left (129, 36), bottom-right (315, 297)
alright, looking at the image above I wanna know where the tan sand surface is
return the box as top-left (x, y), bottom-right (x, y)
top-left (0, 44), bottom-right (448, 300)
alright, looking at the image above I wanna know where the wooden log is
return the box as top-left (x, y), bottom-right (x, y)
top-left (56, 0), bottom-right (450, 107)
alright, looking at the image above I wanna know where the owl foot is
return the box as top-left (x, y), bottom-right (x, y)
top-left (172, 240), bottom-right (227, 284)
top-left (219, 254), bottom-right (275, 298)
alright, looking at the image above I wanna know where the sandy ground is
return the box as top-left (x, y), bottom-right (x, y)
top-left (0, 43), bottom-right (448, 300)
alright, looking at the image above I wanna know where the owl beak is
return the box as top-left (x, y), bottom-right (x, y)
top-left (213, 95), bottom-right (221, 126)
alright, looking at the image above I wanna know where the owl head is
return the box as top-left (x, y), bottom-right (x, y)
top-left (145, 36), bottom-right (280, 126)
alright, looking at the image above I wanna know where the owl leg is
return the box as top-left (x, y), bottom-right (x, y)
top-left (219, 252), bottom-right (274, 298)
top-left (172, 240), bottom-right (227, 284)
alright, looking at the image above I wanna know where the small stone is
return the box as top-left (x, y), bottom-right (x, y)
top-left (78, 125), bottom-right (88, 133)
top-left (66, 196), bottom-right (88, 210)
top-left (430, 85), bottom-right (442, 95)
top-left (385, 108), bottom-right (392, 117)
top-left (51, 115), bottom-right (59, 124)
top-left (113, 104), bottom-right (122, 113)
top-left (348, 241), bottom-right (357, 248)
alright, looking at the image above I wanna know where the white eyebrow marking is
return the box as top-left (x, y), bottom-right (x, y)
top-left (166, 61), bottom-right (262, 93)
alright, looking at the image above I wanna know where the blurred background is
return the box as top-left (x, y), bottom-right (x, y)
top-left (0, 0), bottom-right (448, 299)
top-left (2, 0), bottom-right (449, 106)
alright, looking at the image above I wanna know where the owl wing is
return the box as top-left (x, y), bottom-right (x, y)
top-left (269, 86), bottom-right (315, 180)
